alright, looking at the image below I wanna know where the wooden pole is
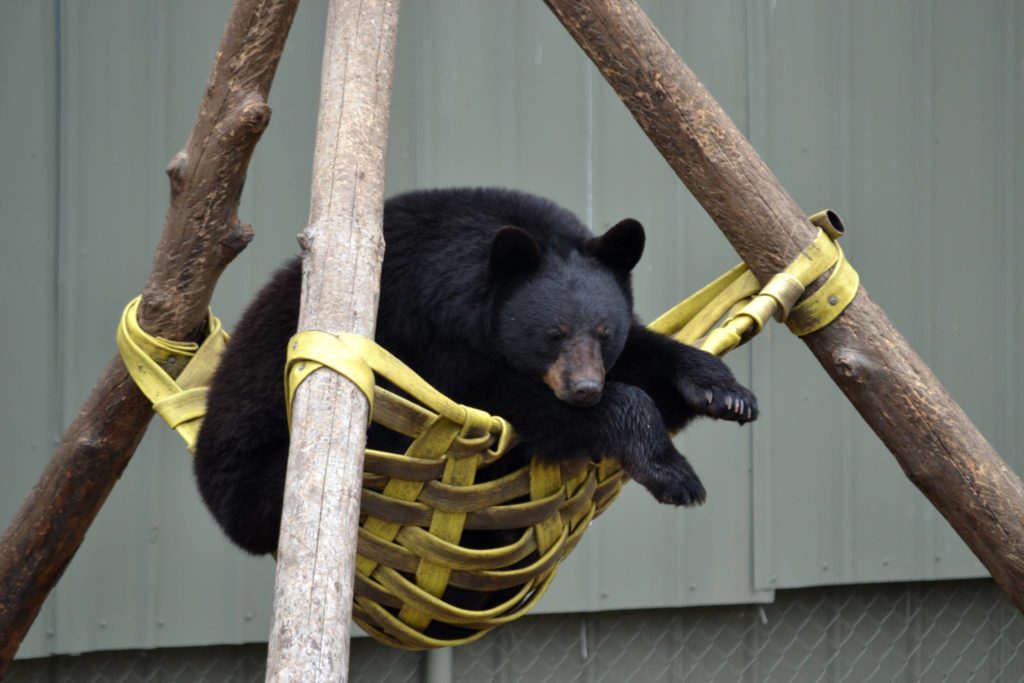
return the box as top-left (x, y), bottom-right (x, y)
top-left (0, 0), bottom-right (299, 674)
top-left (264, 1), bottom-right (399, 681)
top-left (544, 0), bottom-right (1024, 611)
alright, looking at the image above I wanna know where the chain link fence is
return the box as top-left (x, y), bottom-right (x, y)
top-left (8, 579), bottom-right (1023, 682)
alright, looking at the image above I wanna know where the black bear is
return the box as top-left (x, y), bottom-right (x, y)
top-left (194, 188), bottom-right (757, 556)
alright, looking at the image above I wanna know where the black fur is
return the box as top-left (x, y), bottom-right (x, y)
top-left (194, 188), bottom-right (757, 556)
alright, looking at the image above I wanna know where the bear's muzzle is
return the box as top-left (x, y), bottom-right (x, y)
top-left (543, 336), bottom-right (605, 406)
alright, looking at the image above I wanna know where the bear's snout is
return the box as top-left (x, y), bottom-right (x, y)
top-left (569, 378), bottom-right (603, 406)
top-left (544, 336), bottom-right (605, 406)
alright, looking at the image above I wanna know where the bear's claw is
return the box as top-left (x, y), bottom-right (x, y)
top-left (679, 377), bottom-right (759, 425)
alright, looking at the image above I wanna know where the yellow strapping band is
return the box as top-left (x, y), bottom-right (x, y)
top-left (649, 210), bottom-right (858, 355)
top-left (283, 330), bottom-right (377, 427)
top-left (118, 210), bottom-right (856, 451)
top-left (785, 251), bottom-right (859, 336)
top-left (115, 296), bottom-right (228, 452)
top-left (117, 212), bottom-right (857, 452)
top-left (284, 331), bottom-right (513, 455)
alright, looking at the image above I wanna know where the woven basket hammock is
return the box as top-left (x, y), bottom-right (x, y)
top-left (284, 331), bottom-right (629, 650)
top-left (117, 212), bottom-right (853, 651)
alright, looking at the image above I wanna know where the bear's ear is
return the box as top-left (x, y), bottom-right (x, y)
top-left (490, 226), bottom-right (541, 277)
top-left (591, 218), bottom-right (645, 273)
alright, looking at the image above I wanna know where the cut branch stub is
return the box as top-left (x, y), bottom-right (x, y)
top-left (139, 90), bottom-right (273, 339)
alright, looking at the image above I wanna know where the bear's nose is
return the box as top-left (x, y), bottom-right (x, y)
top-left (570, 379), bottom-right (603, 406)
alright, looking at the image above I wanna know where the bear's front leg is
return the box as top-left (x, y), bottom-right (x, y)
top-left (487, 377), bottom-right (707, 506)
top-left (611, 324), bottom-right (758, 432)
top-left (597, 383), bottom-right (707, 506)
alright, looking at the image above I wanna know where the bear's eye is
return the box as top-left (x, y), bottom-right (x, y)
top-left (596, 325), bottom-right (613, 341)
top-left (546, 326), bottom-right (568, 342)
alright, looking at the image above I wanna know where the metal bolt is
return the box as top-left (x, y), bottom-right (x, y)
top-left (883, 558), bottom-right (889, 566)
top-left (828, 295), bottom-right (839, 306)
top-left (822, 563), bottom-right (829, 571)
top-left (298, 363), bottom-right (306, 371)
top-left (167, 355), bottom-right (176, 365)
top-left (244, 612), bottom-right (254, 622)
top-left (99, 620), bottom-right (107, 629)
top-left (46, 629), bottom-right (55, 637)
top-left (157, 619), bottom-right (165, 627)
top-left (689, 584), bottom-right (696, 591)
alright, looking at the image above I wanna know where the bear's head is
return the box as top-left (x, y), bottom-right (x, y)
top-left (489, 219), bottom-right (645, 406)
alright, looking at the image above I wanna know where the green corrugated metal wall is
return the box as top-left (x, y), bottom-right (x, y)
top-left (1, 0), bottom-right (1020, 659)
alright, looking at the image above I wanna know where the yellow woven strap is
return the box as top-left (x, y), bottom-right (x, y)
top-left (115, 296), bottom-right (229, 452)
top-left (284, 331), bottom-right (513, 453)
top-left (648, 210), bottom-right (858, 355)
top-left (398, 444), bottom-right (482, 630)
top-left (356, 416), bottom-right (463, 579)
top-left (529, 459), bottom-right (569, 553)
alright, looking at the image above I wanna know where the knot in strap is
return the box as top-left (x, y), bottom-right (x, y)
top-left (285, 331), bottom-right (377, 427)
top-left (648, 209), bottom-right (859, 357)
top-left (116, 296), bottom-right (228, 452)
top-left (784, 211), bottom-right (860, 336)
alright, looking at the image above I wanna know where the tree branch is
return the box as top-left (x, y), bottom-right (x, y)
top-left (265, 1), bottom-right (400, 680)
top-left (544, 0), bottom-right (1024, 611)
top-left (0, 0), bottom-right (299, 672)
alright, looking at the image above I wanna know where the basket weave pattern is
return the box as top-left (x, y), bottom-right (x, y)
top-left (349, 383), bottom-right (627, 649)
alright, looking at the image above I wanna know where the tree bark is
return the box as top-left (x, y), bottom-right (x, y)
top-left (0, 0), bottom-right (298, 674)
top-left (544, 0), bottom-right (1024, 612)
top-left (264, 1), bottom-right (399, 681)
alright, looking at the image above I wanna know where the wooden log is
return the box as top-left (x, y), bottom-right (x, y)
top-left (543, 0), bottom-right (1024, 611)
top-left (264, 1), bottom-right (400, 681)
top-left (0, 0), bottom-right (299, 673)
